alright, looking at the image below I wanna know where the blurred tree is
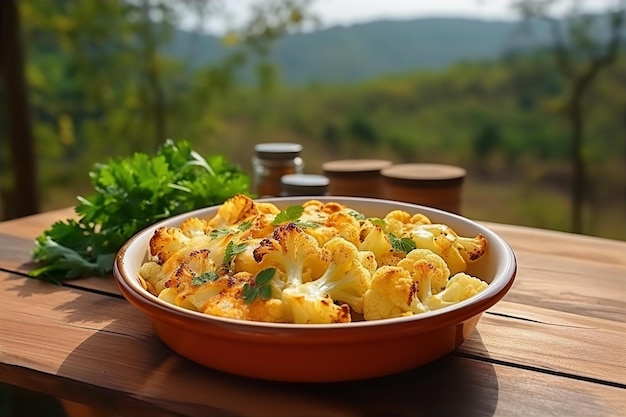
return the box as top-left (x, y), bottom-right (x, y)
top-left (473, 123), bottom-right (502, 160)
top-left (348, 114), bottom-right (379, 145)
top-left (0, 0), bottom-right (39, 218)
top-left (514, 0), bottom-right (625, 233)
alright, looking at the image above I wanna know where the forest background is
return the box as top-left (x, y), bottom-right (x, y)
top-left (1, 0), bottom-right (624, 240)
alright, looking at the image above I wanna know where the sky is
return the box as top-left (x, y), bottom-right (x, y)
top-left (184, 0), bottom-right (617, 34)
top-left (308, 0), bottom-right (520, 24)
top-left (188, 0), bottom-right (518, 33)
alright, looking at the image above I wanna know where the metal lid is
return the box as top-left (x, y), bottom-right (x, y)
top-left (280, 174), bottom-right (329, 196)
top-left (254, 143), bottom-right (302, 160)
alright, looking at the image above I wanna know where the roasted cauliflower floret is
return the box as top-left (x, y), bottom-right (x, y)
top-left (158, 248), bottom-right (229, 311)
top-left (358, 220), bottom-right (392, 264)
top-left (423, 272), bottom-right (488, 310)
top-left (362, 265), bottom-right (427, 320)
top-left (194, 270), bottom-right (287, 323)
top-left (206, 194), bottom-right (279, 229)
top-left (384, 210), bottom-right (432, 236)
top-left (281, 238), bottom-right (371, 321)
top-left (305, 210), bottom-right (361, 247)
top-left (409, 223), bottom-right (487, 275)
top-left (397, 248), bottom-right (451, 295)
top-left (149, 225), bottom-right (215, 264)
top-left (252, 223), bottom-right (329, 289)
top-left (281, 288), bottom-right (352, 324)
top-left (358, 250), bottom-right (378, 275)
top-left (179, 217), bottom-right (211, 237)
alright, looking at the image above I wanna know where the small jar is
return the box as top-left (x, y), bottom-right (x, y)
top-left (322, 159), bottom-right (392, 198)
top-left (280, 174), bottom-right (329, 196)
top-left (252, 143), bottom-right (304, 197)
top-left (381, 163), bottom-right (467, 213)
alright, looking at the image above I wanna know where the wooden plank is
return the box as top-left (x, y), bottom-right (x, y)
top-left (462, 301), bottom-right (626, 386)
top-left (502, 248), bottom-right (625, 322)
top-left (1, 271), bottom-right (624, 417)
top-left (484, 221), bottom-right (626, 266)
top-left (0, 233), bottom-right (36, 272)
top-left (0, 207), bottom-right (75, 240)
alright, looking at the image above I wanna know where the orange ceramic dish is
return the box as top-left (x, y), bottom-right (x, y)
top-left (114, 197), bottom-right (516, 382)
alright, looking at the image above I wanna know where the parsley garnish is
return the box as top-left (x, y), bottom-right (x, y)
top-left (271, 205), bottom-right (304, 225)
top-left (242, 268), bottom-right (276, 304)
top-left (369, 217), bottom-right (387, 228)
top-left (294, 220), bottom-right (319, 229)
top-left (349, 210), bottom-right (366, 220)
top-left (271, 205), bottom-right (319, 228)
top-left (210, 228), bottom-right (231, 239)
top-left (389, 233), bottom-right (417, 253)
top-left (210, 221), bottom-right (252, 240)
top-left (223, 241), bottom-right (247, 266)
top-left (191, 271), bottom-right (220, 286)
top-left (237, 221), bottom-right (252, 232)
top-left (29, 139), bottom-right (251, 283)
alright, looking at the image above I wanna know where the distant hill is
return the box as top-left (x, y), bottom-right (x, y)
top-left (164, 17), bottom-right (557, 85)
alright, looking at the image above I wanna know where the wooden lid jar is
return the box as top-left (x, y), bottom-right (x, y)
top-left (322, 159), bottom-right (393, 198)
top-left (381, 163), bottom-right (467, 213)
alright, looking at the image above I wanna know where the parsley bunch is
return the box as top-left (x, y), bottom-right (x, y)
top-left (30, 139), bottom-right (251, 283)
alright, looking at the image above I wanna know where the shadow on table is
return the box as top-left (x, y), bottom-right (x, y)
top-left (55, 314), bottom-right (499, 417)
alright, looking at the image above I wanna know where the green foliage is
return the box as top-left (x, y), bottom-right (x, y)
top-left (9, 2), bottom-right (625, 241)
top-left (30, 140), bottom-right (251, 282)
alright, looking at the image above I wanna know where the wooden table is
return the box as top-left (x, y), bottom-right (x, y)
top-left (1, 208), bottom-right (625, 417)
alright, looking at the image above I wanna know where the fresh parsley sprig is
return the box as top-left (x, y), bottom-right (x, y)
top-left (271, 205), bottom-right (304, 225)
top-left (242, 268), bottom-right (276, 304)
top-left (223, 241), bottom-right (247, 267)
top-left (271, 205), bottom-right (319, 229)
top-left (210, 221), bottom-right (252, 240)
top-left (30, 139), bottom-right (251, 283)
top-left (389, 233), bottom-right (417, 254)
top-left (369, 217), bottom-right (387, 228)
top-left (191, 271), bottom-right (220, 286)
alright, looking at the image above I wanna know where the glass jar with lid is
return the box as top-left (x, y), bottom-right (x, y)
top-left (280, 174), bottom-right (329, 196)
top-left (252, 143), bottom-right (304, 197)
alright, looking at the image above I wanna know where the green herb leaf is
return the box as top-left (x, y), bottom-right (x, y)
top-left (255, 267), bottom-right (276, 286)
top-left (191, 271), bottom-right (220, 286)
top-left (210, 221), bottom-right (252, 240)
top-left (389, 233), bottom-right (417, 253)
top-left (349, 210), bottom-right (366, 220)
top-left (209, 228), bottom-right (232, 240)
top-left (237, 221), bottom-right (252, 232)
top-left (369, 217), bottom-right (387, 228)
top-left (271, 205), bottom-right (304, 225)
top-left (223, 241), bottom-right (247, 266)
top-left (294, 220), bottom-right (319, 229)
top-left (242, 268), bottom-right (276, 304)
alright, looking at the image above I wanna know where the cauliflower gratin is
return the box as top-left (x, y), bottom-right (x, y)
top-left (138, 194), bottom-right (489, 324)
